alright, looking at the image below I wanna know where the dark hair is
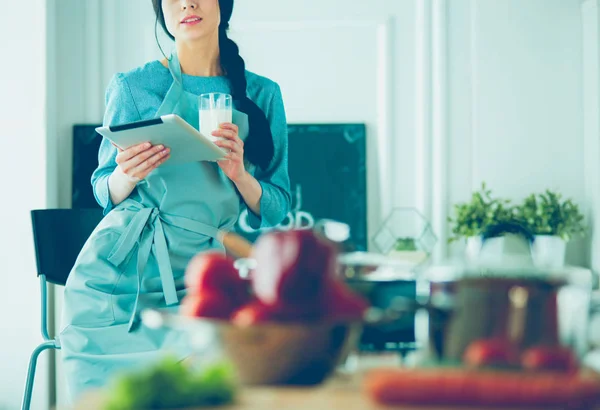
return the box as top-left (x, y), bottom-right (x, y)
top-left (152, 0), bottom-right (274, 170)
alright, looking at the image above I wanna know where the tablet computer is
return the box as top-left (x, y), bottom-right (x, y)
top-left (95, 114), bottom-right (229, 165)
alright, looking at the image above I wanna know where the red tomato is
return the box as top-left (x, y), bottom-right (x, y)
top-left (463, 338), bottom-right (518, 368)
top-left (251, 230), bottom-right (337, 307)
top-left (323, 279), bottom-right (369, 321)
top-left (521, 345), bottom-right (578, 373)
top-left (179, 293), bottom-right (235, 320)
top-left (231, 301), bottom-right (275, 326)
top-left (231, 299), bottom-right (324, 326)
top-left (184, 252), bottom-right (249, 306)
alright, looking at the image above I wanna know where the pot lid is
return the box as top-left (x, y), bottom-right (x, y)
top-left (337, 251), bottom-right (418, 282)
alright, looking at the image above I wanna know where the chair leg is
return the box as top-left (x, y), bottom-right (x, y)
top-left (21, 341), bottom-right (56, 410)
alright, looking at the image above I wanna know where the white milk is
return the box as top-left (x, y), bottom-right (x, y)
top-left (199, 108), bottom-right (232, 142)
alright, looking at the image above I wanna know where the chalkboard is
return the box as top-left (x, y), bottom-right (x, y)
top-left (72, 123), bottom-right (368, 250)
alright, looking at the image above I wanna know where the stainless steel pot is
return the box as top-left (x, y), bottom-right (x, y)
top-left (396, 222), bottom-right (594, 366)
top-left (336, 252), bottom-right (423, 351)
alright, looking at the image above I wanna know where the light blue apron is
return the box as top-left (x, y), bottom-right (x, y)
top-left (60, 52), bottom-right (247, 401)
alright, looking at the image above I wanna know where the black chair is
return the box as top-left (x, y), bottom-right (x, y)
top-left (22, 208), bottom-right (104, 410)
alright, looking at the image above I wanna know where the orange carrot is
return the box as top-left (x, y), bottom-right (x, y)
top-left (364, 368), bottom-right (600, 409)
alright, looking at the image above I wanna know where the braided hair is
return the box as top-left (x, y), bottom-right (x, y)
top-left (152, 0), bottom-right (275, 170)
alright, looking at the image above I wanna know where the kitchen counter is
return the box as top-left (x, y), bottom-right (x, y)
top-left (73, 371), bottom-right (597, 410)
top-left (199, 378), bottom-right (582, 410)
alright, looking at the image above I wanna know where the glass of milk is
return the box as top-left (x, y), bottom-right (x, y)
top-left (199, 93), bottom-right (232, 143)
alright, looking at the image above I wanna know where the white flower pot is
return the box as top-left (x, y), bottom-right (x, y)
top-left (532, 235), bottom-right (567, 268)
top-left (466, 234), bottom-right (533, 265)
top-left (465, 236), bottom-right (483, 261)
top-left (387, 249), bottom-right (429, 265)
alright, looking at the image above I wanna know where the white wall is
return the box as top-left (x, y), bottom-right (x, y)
top-left (0, 1), bottom-right (49, 409)
top-left (52, 0), bottom-right (590, 252)
top-left (583, 0), bottom-right (600, 278)
top-left (49, 0), bottom-right (592, 405)
top-left (447, 0), bottom-right (587, 264)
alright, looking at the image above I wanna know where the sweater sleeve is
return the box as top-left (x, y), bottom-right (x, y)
top-left (91, 73), bottom-right (142, 214)
top-left (246, 83), bottom-right (292, 229)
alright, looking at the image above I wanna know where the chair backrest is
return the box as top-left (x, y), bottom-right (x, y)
top-left (31, 208), bottom-right (104, 286)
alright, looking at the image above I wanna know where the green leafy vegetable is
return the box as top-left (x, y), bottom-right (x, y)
top-left (104, 357), bottom-right (237, 410)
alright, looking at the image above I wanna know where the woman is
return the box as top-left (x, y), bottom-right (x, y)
top-left (59, 0), bottom-right (291, 401)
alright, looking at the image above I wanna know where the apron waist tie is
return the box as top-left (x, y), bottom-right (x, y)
top-left (106, 204), bottom-right (222, 332)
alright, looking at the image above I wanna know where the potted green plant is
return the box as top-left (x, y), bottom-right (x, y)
top-left (372, 208), bottom-right (437, 266)
top-left (448, 183), bottom-right (514, 259)
top-left (514, 190), bottom-right (585, 267)
top-left (393, 237), bottom-right (418, 251)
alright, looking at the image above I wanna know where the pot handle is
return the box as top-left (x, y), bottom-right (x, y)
top-left (481, 221), bottom-right (535, 244)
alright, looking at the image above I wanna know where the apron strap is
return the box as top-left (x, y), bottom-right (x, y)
top-left (161, 212), bottom-right (220, 239)
top-left (153, 218), bottom-right (178, 306)
top-left (168, 50), bottom-right (184, 85)
top-left (110, 204), bottom-right (222, 332)
top-left (127, 226), bottom-right (154, 332)
top-left (154, 51), bottom-right (185, 119)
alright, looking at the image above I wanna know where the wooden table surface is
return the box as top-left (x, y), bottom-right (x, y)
top-left (72, 371), bottom-right (591, 410)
